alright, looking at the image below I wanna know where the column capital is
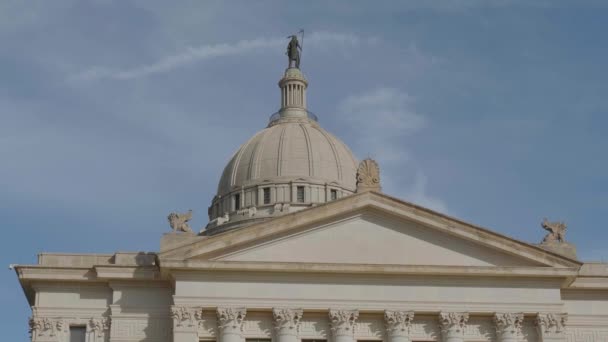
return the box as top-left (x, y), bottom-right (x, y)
top-left (384, 310), bottom-right (414, 337)
top-left (87, 317), bottom-right (111, 338)
top-left (494, 313), bottom-right (523, 340)
top-left (272, 308), bottom-right (303, 334)
top-left (535, 313), bottom-right (567, 340)
top-left (438, 312), bottom-right (469, 340)
top-left (329, 309), bottom-right (359, 337)
top-left (171, 306), bottom-right (203, 329)
top-left (217, 307), bottom-right (247, 334)
top-left (29, 317), bottom-right (67, 340)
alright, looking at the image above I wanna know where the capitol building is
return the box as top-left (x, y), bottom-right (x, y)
top-left (14, 43), bottom-right (608, 342)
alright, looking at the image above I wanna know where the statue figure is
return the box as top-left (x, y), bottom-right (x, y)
top-left (541, 218), bottom-right (567, 243)
top-left (168, 210), bottom-right (193, 233)
top-left (286, 34), bottom-right (302, 69)
top-left (356, 158), bottom-right (381, 193)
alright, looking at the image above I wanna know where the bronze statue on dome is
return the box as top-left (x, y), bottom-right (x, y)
top-left (286, 30), bottom-right (303, 69)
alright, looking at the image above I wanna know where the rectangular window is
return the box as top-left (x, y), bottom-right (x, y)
top-left (263, 187), bottom-right (271, 204)
top-left (296, 186), bottom-right (305, 202)
top-left (69, 327), bottom-right (86, 342)
top-left (330, 189), bottom-right (338, 201)
top-left (234, 193), bottom-right (241, 211)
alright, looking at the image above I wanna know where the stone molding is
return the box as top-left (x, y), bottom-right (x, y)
top-left (171, 306), bottom-right (203, 328)
top-left (272, 308), bottom-right (303, 335)
top-left (493, 313), bottom-right (523, 340)
top-left (217, 307), bottom-right (247, 334)
top-left (29, 315), bottom-right (111, 341)
top-left (438, 312), bottom-right (469, 340)
top-left (329, 309), bottom-right (359, 337)
top-left (536, 313), bottom-right (567, 339)
top-left (384, 310), bottom-right (414, 337)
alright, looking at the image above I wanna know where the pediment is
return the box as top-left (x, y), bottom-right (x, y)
top-left (210, 213), bottom-right (542, 266)
top-left (159, 192), bottom-right (580, 270)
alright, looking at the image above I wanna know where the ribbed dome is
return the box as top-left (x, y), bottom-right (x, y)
top-left (217, 120), bottom-right (358, 196)
top-left (206, 66), bottom-right (359, 232)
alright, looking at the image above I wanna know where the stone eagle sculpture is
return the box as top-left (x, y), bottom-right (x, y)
top-left (541, 217), bottom-right (567, 243)
top-left (167, 210), bottom-right (193, 233)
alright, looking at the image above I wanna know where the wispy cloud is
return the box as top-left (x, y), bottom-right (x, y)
top-left (337, 87), bottom-right (447, 212)
top-left (70, 31), bottom-right (368, 82)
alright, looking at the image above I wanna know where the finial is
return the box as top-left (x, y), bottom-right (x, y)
top-left (286, 30), bottom-right (304, 69)
top-left (356, 158), bottom-right (381, 193)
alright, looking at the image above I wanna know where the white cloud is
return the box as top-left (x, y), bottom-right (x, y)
top-left (337, 87), bottom-right (447, 213)
top-left (70, 31), bottom-right (367, 82)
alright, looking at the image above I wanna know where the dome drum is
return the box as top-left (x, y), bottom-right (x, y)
top-left (207, 179), bottom-right (353, 231)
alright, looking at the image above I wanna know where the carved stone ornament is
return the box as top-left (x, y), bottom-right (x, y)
top-left (273, 308), bottom-right (303, 334)
top-left (438, 312), bottom-right (469, 339)
top-left (168, 210), bottom-right (194, 233)
top-left (87, 317), bottom-right (111, 337)
top-left (171, 306), bottom-right (203, 328)
top-left (536, 313), bottom-right (567, 337)
top-left (29, 317), bottom-right (67, 338)
top-left (384, 310), bottom-right (414, 337)
top-left (329, 309), bottom-right (359, 337)
top-left (356, 158), bottom-right (381, 193)
top-left (494, 313), bottom-right (524, 338)
top-left (217, 307), bottom-right (247, 333)
top-left (541, 218), bottom-right (567, 243)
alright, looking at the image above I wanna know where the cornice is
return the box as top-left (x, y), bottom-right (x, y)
top-left (161, 259), bottom-right (579, 278)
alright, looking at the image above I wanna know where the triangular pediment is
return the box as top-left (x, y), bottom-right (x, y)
top-left (159, 192), bottom-right (580, 270)
top-left (210, 213), bottom-right (543, 266)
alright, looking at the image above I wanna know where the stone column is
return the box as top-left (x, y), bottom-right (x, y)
top-left (329, 309), bottom-right (359, 342)
top-left (171, 306), bottom-right (203, 342)
top-left (494, 313), bottom-right (523, 342)
top-left (438, 312), bottom-right (469, 342)
top-left (273, 308), bottom-right (303, 342)
top-left (384, 310), bottom-right (414, 342)
top-left (217, 307), bottom-right (247, 342)
top-left (535, 313), bottom-right (567, 342)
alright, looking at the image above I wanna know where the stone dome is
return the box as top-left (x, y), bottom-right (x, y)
top-left (206, 67), bottom-right (358, 232)
top-left (217, 119), bottom-right (358, 196)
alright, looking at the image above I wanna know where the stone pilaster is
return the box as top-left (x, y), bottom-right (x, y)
top-left (384, 310), bottom-right (414, 342)
top-left (494, 313), bottom-right (523, 342)
top-left (171, 306), bottom-right (203, 342)
top-left (87, 317), bottom-right (111, 342)
top-left (273, 308), bottom-right (303, 342)
top-left (438, 312), bottom-right (469, 342)
top-left (217, 307), bottom-right (247, 342)
top-left (329, 309), bottom-right (359, 342)
top-left (536, 313), bottom-right (567, 342)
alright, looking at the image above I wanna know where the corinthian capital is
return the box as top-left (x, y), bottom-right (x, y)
top-left (384, 310), bottom-right (414, 336)
top-left (171, 306), bottom-right (203, 328)
top-left (87, 317), bottom-right (111, 337)
top-left (536, 313), bottom-right (567, 338)
top-left (217, 307), bottom-right (247, 333)
top-left (438, 312), bottom-right (469, 339)
top-left (329, 309), bottom-right (359, 337)
top-left (494, 313), bottom-right (523, 337)
top-left (273, 308), bottom-right (303, 333)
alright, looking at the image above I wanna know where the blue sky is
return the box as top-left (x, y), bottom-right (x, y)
top-left (2, 1), bottom-right (608, 340)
